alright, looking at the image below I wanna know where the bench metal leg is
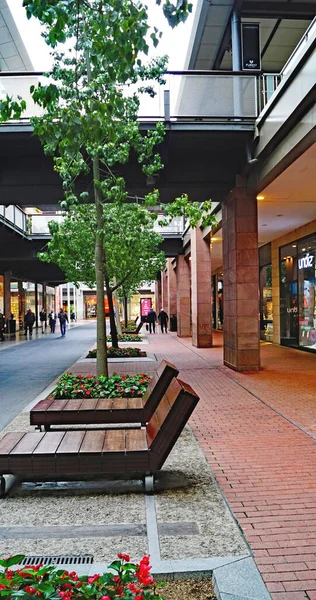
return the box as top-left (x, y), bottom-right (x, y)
top-left (44, 424), bottom-right (51, 432)
top-left (145, 474), bottom-right (154, 494)
top-left (0, 475), bottom-right (5, 499)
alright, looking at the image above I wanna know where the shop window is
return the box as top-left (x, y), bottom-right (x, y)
top-left (260, 264), bottom-right (273, 341)
top-left (280, 245), bottom-right (298, 347)
top-left (297, 236), bottom-right (316, 349)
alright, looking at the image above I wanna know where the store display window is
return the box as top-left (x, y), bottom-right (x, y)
top-left (298, 235), bottom-right (316, 349)
top-left (280, 233), bottom-right (316, 352)
top-left (260, 264), bottom-right (273, 341)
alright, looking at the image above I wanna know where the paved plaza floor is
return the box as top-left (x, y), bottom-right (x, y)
top-left (1, 323), bottom-right (316, 599)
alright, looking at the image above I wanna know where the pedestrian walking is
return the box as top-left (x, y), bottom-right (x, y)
top-left (0, 313), bottom-right (5, 342)
top-left (58, 308), bottom-right (68, 336)
top-left (49, 310), bottom-right (57, 333)
top-left (146, 307), bottom-right (157, 334)
top-left (24, 308), bottom-right (35, 338)
top-left (39, 307), bottom-right (47, 333)
top-left (158, 308), bottom-right (169, 333)
top-left (70, 311), bottom-right (76, 322)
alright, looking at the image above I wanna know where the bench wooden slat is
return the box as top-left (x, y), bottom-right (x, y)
top-left (80, 431), bottom-right (105, 453)
top-left (63, 399), bottom-right (84, 411)
top-left (95, 399), bottom-right (112, 410)
top-left (80, 399), bottom-right (98, 411)
top-left (31, 398), bottom-right (55, 412)
top-left (126, 429), bottom-right (147, 451)
top-left (49, 400), bottom-right (69, 411)
top-left (33, 432), bottom-right (65, 454)
top-left (0, 432), bottom-right (25, 454)
top-left (11, 432), bottom-right (45, 454)
top-left (111, 398), bottom-right (128, 410)
top-left (127, 397), bottom-right (143, 409)
top-left (57, 431), bottom-right (85, 453)
top-left (103, 430), bottom-right (125, 452)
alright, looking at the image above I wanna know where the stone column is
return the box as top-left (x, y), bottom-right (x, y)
top-left (176, 255), bottom-right (191, 337)
top-left (35, 283), bottom-right (39, 328)
top-left (154, 279), bottom-right (161, 313)
top-left (167, 258), bottom-right (177, 318)
top-left (222, 178), bottom-right (260, 371)
top-left (42, 281), bottom-right (47, 312)
top-left (4, 271), bottom-right (11, 319)
top-left (161, 270), bottom-right (168, 311)
top-left (191, 228), bottom-right (212, 347)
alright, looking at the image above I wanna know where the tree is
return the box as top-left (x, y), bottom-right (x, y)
top-left (0, 0), bottom-right (217, 376)
top-left (40, 203), bottom-right (166, 346)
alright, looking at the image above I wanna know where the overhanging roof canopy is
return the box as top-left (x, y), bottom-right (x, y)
top-left (187, 0), bottom-right (315, 72)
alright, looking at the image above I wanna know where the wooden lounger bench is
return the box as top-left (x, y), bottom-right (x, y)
top-left (0, 378), bottom-right (199, 497)
top-left (122, 321), bottom-right (143, 335)
top-left (30, 360), bottom-right (179, 430)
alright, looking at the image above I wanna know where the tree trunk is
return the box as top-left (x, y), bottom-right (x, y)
top-left (124, 295), bottom-right (128, 328)
top-left (85, 39), bottom-right (107, 377)
top-left (113, 277), bottom-right (122, 336)
top-left (105, 275), bottom-right (118, 349)
top-left (93, 157), bottom-right (108, 377)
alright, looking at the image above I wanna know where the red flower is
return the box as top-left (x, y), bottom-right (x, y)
top-left (0, 584), bottom-right (7, 590)
top-left (25, 586), bottom-right (37, 594)
top-left (117, 553), bottom-right (130, 562)
top-left (75, 581), bottom-right (83, 589)
top-left (87, 574), bottom-right (100, 584)
top-left (100, 596), bottom-right (111, 600)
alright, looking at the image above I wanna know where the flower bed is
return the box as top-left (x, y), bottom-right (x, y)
top-left (87, 347), bottom-right (146, 359)
top-left (0, 553), bottom-right (163, 599)
top-left (106, 334), bottom-right (143, 342)
top-left (52, 372), bottom-right (151, 399)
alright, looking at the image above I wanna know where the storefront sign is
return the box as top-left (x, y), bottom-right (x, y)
top-left (140, 297), bottom-right (151, 317)
top-left (241, 23), bottom-right (261, 70)
top-left (298, 253), bottom-right (314, 269)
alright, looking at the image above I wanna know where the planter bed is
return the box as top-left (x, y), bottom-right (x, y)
top-left (48, 372), bottom-right (151, 400)
top-left (87, 347), bottom-right (146, 359)
top-left (106, 334), bottom-right (143, 342)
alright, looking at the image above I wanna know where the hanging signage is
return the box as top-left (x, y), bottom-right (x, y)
top-left (241, 23), bottom-right (261, 71)
top-left (298, 253), bottom-right (314, 269)
top-left (140, 297), bottom-right (152, 317)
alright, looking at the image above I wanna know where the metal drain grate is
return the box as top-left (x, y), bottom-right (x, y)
top-left (21, 555), bottom-right (94, 566)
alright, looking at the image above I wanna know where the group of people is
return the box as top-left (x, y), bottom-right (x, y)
top-left (23, 308), bottom-right (70, 337)
top-left (146, 307), bottom-right (169, 334)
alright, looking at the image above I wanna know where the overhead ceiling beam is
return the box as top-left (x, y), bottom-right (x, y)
top-left (261, 18), bottom-right (282, 59)
top-left (213, 0), bottom-right (243, 70)
top-left (241, 2), bottom-right (316, 19)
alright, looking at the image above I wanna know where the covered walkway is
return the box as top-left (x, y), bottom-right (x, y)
top-left (72, 331), bottom-right (316, 599)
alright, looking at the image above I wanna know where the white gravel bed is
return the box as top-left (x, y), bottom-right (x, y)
top-left (0, 537), bottom-right (148, 564)
top-left (155, 426), bottom-right (248, 560)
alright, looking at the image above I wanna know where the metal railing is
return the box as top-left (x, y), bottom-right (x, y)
top-left (0, 205), bottom-right (27, 233)
top-left (0, 71), bottom-right (259, 122)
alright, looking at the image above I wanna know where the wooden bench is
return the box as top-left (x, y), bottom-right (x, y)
top-left (122, 321), bottom-right (143, 335)
top-left (0, 378), bottom-right (199, 497)
top-left (30, 360), bottom-right (179, 430)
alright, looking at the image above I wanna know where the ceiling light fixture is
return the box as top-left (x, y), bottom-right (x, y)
top-left (257, 195), bottom-right (265, 200)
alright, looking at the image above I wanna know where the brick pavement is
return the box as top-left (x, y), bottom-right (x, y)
top-left (68, 331), bottom-right (316, 599)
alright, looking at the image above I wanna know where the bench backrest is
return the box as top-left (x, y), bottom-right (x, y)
top-left (142, 360), bottom-right (179, 421)
top-left (146, 378), bottom-right (199, 471)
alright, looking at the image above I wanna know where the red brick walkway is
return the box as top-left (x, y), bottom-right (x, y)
top-left (71, 331), bottom-right (316, 599)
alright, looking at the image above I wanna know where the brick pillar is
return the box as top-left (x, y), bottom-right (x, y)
top-left (191, 228), bottom-right (212, 347)
top-left (222, 178), bottom-right (260, 371)
top-left (161, 270), bottom-right (168, 311)
top-left (176, 255), bottom-right (191, 337)
top-left (43, 281), bottom-right (47, 312)
top-left (4, 271), bottom-right (11, 319)
top-left (154, 279), bottom-right (161, 313)
top-left (167, 258), bottom-right (177, 318)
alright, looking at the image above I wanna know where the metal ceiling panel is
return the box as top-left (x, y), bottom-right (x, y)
top-left (0, 0), bottom-right (33, 71)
